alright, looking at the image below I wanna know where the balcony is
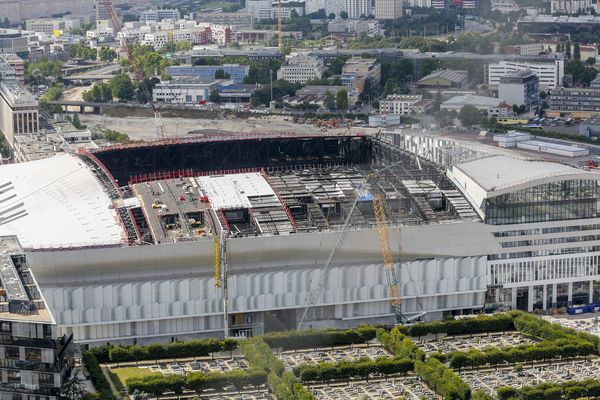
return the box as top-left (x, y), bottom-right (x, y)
top-left (0, 358), bottom-right (59, 373)
top-left (0, 382), bottom-right (59, 396)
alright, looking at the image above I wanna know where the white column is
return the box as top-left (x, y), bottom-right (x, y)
top-left (527, 286), bottom-right (534, 312)
top-left (511, 287), bottom-right (517, 309)
top-left (543, 284), bottom-right (548, 310)
top-left (590, 280), bottom-right (594, 304)
top-left (568, 282), bottom-right (573, 306)
top-left (552, 283), bottom-right (557, 307)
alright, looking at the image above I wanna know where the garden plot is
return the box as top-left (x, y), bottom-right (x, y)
top-left (110, 356), bottom-right (248, 384)
top-left (279, 345), bottom-right (390, 369)
top-left (460, 359), bottom-right (600, 397)
top-left (416, 332), bottom-right (535, 355)
top-left (308, 376), bottom-right (441, 400)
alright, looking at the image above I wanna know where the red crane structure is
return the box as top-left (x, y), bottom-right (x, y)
top-left (102, 0), bottom-right (167, 140)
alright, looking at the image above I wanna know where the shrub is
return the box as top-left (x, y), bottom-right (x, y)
top-left (82, 351), bottom-right (117, 400)
top-left (262, 326), bottom-right (376, 350)
top-left (293, 357), bottom-right (413, 382)
top-left (268, 372), bottom-right (316, 400)
top-left (498, 378), bottom-right (600, 399)
top-left (107, 338), bottom-right (238, 362)
top-left (407, 314), bottom-right (515, 338)
top-left (376, 327), bottom-right (425, 360)
top-left (239, 337), bottom-right (285, 375)
top-left (414, 357), bottom-right (471, 400)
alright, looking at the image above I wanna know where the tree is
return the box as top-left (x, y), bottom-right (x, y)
top-left (324, 90), bottom-right (335, 110)
top-left (340, 11), bottom-right (348, 19)
top-left (432, 91), bottom-right (442, 112)
top-left (209, 90), bottom-right (221, 103)
top-left (420, 59), bottom-right (439, 78)
top-left (565, 41), bottom-right (572, 59)
top-left (109, 73), bottom-right (135, 101)
top-left (83, 83), bottom-right (112, 103)
top-left (328, 12), bottom-right (335, 19)
top-left (214, 69), bottom-right (231, 79)
top-left (131, 389), bottom-right (149, 400)
top-left (60, 373), bottom-right (86, 400)
top-left (336, 88), bottom-right (348, 110)
top-left (574, 42), bottom-right (581, 60)
top-left (71, 114), bottom-right (85, 130)
top-left (457, 105), bottom-right (484, 128)
top-left (98, 47), bottom-right (117, 62)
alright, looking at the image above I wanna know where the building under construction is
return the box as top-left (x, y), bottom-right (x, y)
top-left (1, 132), bottom-right (599, 344)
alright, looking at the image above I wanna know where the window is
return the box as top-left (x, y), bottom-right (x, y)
top-left (38, 372), bottom-right (55, 387)
top-left (7, 370), bottom-right (20, 383)
top-left (0, 321), bottom-right (10, 332)
top-left (25, 347), bottom-right (42, 361)
top-left (486, 179), bottom-right (600, 225)
top-left (5, 346), bottom-right (19, 359)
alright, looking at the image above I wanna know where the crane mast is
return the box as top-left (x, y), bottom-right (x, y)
top-left (277, 0), bottom-right (283, 50)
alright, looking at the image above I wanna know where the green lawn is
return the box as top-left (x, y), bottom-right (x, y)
top-left (109, 367), bottom-right (161, 391)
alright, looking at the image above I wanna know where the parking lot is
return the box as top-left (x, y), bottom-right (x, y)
top-left (279, 345), bottom-right (390, 369)
top-left (416, 332), bottom-right (536, 355)
top-left (461, 359), bottom-right (600, 397)
top-left (308, 376), bottom-right (441, 400)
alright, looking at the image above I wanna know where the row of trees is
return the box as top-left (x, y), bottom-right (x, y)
top-left (262, 326), bottom-right (376, 350)
top-left (107, 337), bottom-right (238, 362)
top-left (292, 357), bottom-right (413, 382)
top-left (445, 338), bottom-right (596, 370)
top-left (376, 327), bottom-right (425, 361)
top-left (497, 379), bottom-right (600, 400)
top-left (240, 337), bottom-right (315, 400)
top-left (404, 313), bottom-right (515, 338)
top-left (414, 357), bottom-right (471, 400)
top-left (126, 368), bottom-right (267, 396)
top-left (69, 44), bottom-right (117, 62)
top-left (82, 351), bottom-right (117, 400)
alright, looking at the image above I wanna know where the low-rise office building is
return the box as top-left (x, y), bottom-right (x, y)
top-left (487, 59), bottom-right (564, 89)
top-left (341, 57), bottom-right (381, 93)
top-left (152, 77), bottom-right (227, 104)
top-left (498, 70), bottom-right (540, 111)
top-left (379, 94), bottom-right (432, 115)
top-left (0, 78), bottom-right (38, 146)
top-left (548, 87), bottom-right (600, 118)
top-left (442, 94), bottom-right (514, 117)
top-left (277, 54), bottom-right (325, 84)
top-left (167, 64), bottom-right (249, 84)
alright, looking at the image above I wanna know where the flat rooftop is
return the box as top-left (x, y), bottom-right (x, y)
top-left (0, 79), bottom-right (37, 107)
top-left (0, 236), bottom-right (54, 324)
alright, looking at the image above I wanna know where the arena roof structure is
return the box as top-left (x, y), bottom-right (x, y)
top-left (0, 154), bottom-right (123, 249)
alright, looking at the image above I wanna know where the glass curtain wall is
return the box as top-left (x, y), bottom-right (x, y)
top-left (485, 179), bottom-right (600, 225)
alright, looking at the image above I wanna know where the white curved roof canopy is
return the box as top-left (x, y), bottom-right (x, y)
top-left (449, 155), bottom-right (600, 215)
top-left (0, 154), bottom-right (123, 249)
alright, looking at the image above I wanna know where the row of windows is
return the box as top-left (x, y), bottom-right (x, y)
top-left (500, 234), bottom-right (600, 248)
top-left (485, 180), bottom-right (600, 225)
top-left (490, 254), bottom-right (600, 285)
top-left (489, 245), bottom-right (600, 260)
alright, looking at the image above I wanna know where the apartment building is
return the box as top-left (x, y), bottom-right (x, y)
top-left (346, 0), bottom-right (373, 18)
top-left (375, 0), bottom-right (402, 19)
top-left (548, 87), bottom-right (600, 118)
top-left (379, 94), bottom-right (432, 115)
top-left (0, 235), bottom-right (74, 400)
top-left (498, 70), bottom-right (540, 111)
top-left (140, 8), bottom-right (181, 22)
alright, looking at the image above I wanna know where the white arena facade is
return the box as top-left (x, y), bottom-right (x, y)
top-left (2, 132), bottom-right (600, 346)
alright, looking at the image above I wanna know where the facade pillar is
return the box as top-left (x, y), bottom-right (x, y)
top-left (590, 280), bottom-right (594, 304)
top-left (552, 283), bottom-right (557, 308)
top-left (527, 286), bottom-right (534, 312)
top-left (568, 282), bottom-right (573, 307)
top-left (543, 284), bottom-right (548, 310)
top-left (511, 287), bottom-right (517, 309)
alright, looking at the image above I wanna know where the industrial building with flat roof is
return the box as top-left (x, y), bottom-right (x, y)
top-left (2, 133), bottom-right (600, 345)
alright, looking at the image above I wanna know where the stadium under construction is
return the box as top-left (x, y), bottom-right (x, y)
top-left (2, 132), bottom-right (600, 345)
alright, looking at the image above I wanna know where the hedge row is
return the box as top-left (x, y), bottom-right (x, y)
top-left (108, 338), bottom-right (238, 362)
top-left (82, 351), bottom-right (117, 400)
top-left (406, 314), bottom-right (515, 338)
top-left (414, 357), bottom-right (471, 400)
top-left (262, 326), bottom-right (376, 350)
top-left (239, 337), bottom-right (285, 375)
top-left (376, 327), bottom-right (425, 361)
top-left (292, 357), bottom-right (414, 382)
top-left (511, 311), bottom-right (600, 349)
top-left (497, 379), bottom-right (600, 400)
top-left (126, 368), bottom-right (267, 396)
top-left (267, 372), bottom-right (315, 400)
top-left (447, 339), bottom-right (596, 370)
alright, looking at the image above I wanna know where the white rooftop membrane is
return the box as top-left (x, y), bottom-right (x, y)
top-left (195, 172), bottom-right (279, 210)
top-left (0, 154), bottom-right (123, 248)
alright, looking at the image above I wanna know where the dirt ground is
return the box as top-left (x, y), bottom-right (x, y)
top-left (79, 112), bottom-right (336, 140)
top-left (62, 85), bottom-right (92, 102)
